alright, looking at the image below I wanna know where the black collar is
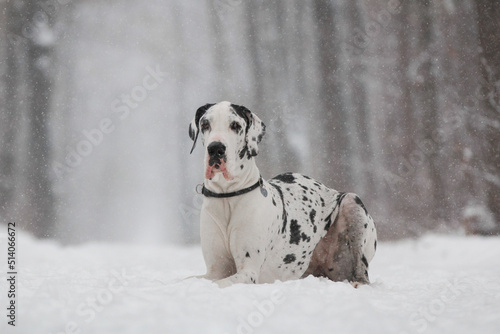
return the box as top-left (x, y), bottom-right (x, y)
top-left (201, 177), bottom-right (262, 198)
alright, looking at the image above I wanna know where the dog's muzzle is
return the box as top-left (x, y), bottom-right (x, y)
top-left (207, 141), bottom-right (226, 167)
top-left (205, 141), bottom-right (232, 180)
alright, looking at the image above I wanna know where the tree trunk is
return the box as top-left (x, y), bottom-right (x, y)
top-left (475, 0), bottom-right (500, 231)
top-left (407, 0), bottom-right (445, 226)
top-left (12, 1), bottom-right (56, 238)
top-left (313, 0), bottom-right (352, 190)
top-left (0, 1), bottom-right (19, 221)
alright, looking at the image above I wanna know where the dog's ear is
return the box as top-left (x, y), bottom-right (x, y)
top-left (189, 103), bottom-right (214, 154)
top-left (247, 112), bottom-right (265, 157)
top-left (231, 104), bottom-right (266, 157)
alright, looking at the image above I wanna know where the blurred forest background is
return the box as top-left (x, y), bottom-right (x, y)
top-left (0, 0), bottom-right (499, 244)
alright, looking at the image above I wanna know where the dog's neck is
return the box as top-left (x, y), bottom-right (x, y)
top-left (205, 159), bottom-right (260, 194)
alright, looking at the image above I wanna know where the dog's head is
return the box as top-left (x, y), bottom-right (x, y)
top-left (189, 101), bottom-right (265, 181)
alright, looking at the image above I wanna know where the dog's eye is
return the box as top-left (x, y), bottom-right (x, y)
top-left (200, 120), bottom-right (210, 132)
top-left (230, 121), bottom-right (241, 132)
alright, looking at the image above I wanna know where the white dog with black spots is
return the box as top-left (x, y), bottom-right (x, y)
top-left (188, 101), bottom-right (377, 288)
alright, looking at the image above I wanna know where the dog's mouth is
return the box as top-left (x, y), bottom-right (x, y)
top-left (205, 158), bottom-right (233, 181)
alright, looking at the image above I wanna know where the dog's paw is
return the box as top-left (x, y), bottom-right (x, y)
top-left (350, 281), bottom-right (361, 288)
top-left (215, 277), bottom-right (235, 288)
top-left (350, 280), bottom-right (371, 288)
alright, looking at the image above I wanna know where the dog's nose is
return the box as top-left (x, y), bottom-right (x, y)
top-left (207, 141), bottom-right (226, 157)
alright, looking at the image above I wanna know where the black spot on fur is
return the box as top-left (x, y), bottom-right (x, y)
top-left (374, 240), bottom-right (377, 250)
top-left (300, 232), bottom-right (310, 243)
top-left (257, 127), bottom-right (265, 143)
top-left (289, 219), bottom-right (302, 245)
top-left (364, 223), bottom-right (368, 228)
top-left (324, 213), bottom-right (333, 231)
top-left (309, 209), bottom-right (316, 224)
top-left (245, 252), bottom-right (250, 258)
top-left (313, 226), bottom-right (317, 233)
top-left (303, 175), bottom-right (311, 180)
top-left (231, 104), bottom-right (252, 133)
top-left (354, 196), bottom-right (368, 215)
top-left (189, 104), bottom-right (216, 154)
top-left (270, 182), bottom-right (287, 234)
top-left (300, 185), bottom-right (308, 191)
top-left (240, 165), bottom-right (244, 170)
top-left (336, 192), bottom-right (347, 207)
top-left (302, 196), bottom-right (308, 201)
top-left (188, 123), bottom-right (196, 141)
top-left (361, 255), bottom-right (369, 268)
top-left (272, 198), bottom-right (276, 206)
top-left (239, 146), bottom-right (248, 159)
top-left (272, 173), bottom-right (295, 184)
top-left (283, 254), bottom-right (296, 264)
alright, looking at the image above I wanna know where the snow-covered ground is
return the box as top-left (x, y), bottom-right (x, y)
top-left (1, 233), bottom-right (499, 334)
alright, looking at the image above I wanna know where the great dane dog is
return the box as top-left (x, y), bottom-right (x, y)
top-left (188, 101), bottom-right (377, 288)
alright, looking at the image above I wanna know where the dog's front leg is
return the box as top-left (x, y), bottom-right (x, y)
top-left (214, 232), bottom-right (267, 288)
top-left (198, 209), bottom-right (236, 281)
